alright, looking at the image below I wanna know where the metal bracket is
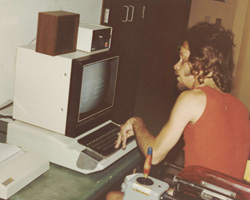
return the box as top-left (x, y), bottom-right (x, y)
top-left (201, 181), bottom-right (236, 199)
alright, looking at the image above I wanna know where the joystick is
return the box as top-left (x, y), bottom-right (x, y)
top-left (122, 147), bottom-right (169, 200)
top-left (136, 147), bottom-right (154, 185)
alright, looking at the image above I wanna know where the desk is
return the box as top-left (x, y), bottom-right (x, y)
top-left (0, 120), bottom-right (143, 200)
top-left (10, 149), bottom-right (142, 200)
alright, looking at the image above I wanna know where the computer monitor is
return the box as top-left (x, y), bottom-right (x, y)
top-left (13, 44), bottom-right (119, 138)
top-left (10, 44), bottom-right (138, 174)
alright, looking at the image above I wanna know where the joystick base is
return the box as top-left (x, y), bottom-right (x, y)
top-left (136, 177), bottom-right (154, 185)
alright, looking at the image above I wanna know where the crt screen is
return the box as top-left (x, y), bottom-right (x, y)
top-left (78, 57), bottom-right (118, 121)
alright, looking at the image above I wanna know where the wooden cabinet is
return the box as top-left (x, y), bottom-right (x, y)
top-left (101, 0), bottom-right (191, 124)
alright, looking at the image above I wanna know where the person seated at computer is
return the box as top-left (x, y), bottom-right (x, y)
top-left (106, 21), bottom-right (250, 200)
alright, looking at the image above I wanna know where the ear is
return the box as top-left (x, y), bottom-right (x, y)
top-left (203, 71), bottom-right (213, 79)
top-left (182, 62), bottom-right (192, 77)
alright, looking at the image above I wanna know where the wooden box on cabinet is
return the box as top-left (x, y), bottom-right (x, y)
top-left (36, 11), bottom-right (80, 56)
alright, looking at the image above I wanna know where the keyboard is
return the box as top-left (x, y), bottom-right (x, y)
top-left (7, 120), bottom-right (138, 174)
top-left (77, 123), bottom-right (134, 157)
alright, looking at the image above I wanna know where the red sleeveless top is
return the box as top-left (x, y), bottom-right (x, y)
top-left (184, 86), bottom-right (250, 179)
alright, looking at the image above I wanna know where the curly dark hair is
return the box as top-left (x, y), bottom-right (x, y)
top-left (180, 22), bottom-right (235, 92)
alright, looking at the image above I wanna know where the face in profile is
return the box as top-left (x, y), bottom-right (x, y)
top-left (174, 41), bottom-right (195, 91)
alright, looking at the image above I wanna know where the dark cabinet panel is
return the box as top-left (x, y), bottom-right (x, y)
top-left (101, 0), bottom-right (147, 123)
top-left (101, 0), bottom-right (191, 123)
top-left (140, 0), bottom-right (191, 94)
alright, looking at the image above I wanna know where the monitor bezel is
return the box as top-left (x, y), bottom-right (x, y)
top-left (65, 51), bottom-right (119, 138)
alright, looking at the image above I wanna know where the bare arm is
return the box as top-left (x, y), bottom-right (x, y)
top-left (116, 90), bottom-right (206, 164)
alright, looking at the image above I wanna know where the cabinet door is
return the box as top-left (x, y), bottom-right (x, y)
top-left (101, 0), bottom-right (147, 123)
top-left (144, 0), bottom-right (191, 55)
top-left (102, 0), bottom-right (146, 50)
top-left (140, 0), bottom-right (191, 95)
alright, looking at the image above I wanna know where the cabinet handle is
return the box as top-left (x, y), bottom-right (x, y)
top-left (103, 8), bottom-right (110, 23)
top-left (142, 6), bottom-right (145, 19)
top-left (122, 5), bottom-right (129, 22)
top-left (128, 6), bottom-right (134, 22)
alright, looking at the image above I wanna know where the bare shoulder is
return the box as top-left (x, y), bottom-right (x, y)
top-left (174, 89), bottom-right (207, 123)
top-left (178, 89), bottom-right (206, 103)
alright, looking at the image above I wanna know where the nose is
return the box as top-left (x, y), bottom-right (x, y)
top-left (174, 59), bottom-right (181, 71)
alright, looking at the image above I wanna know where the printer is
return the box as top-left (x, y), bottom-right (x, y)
top-left (0, 143), bottom-right (49, 199)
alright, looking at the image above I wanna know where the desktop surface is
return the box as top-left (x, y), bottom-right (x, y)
top-left (8, 149), bottom-right (142, 200)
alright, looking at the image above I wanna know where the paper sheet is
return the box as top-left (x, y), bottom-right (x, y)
top-left (0, 143), bottom-right (21, 163)
top-left (0, 99), bottom-right (13, 116)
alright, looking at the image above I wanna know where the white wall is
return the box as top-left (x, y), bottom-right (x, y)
top-left (188, 0), bottom-right (237, 29)
top-left (231, 0), bottom-right (248, 75)
top-left (0, 0), bottom-right (102, 105)
top-left (232, 1), bottom-right (250, 113)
